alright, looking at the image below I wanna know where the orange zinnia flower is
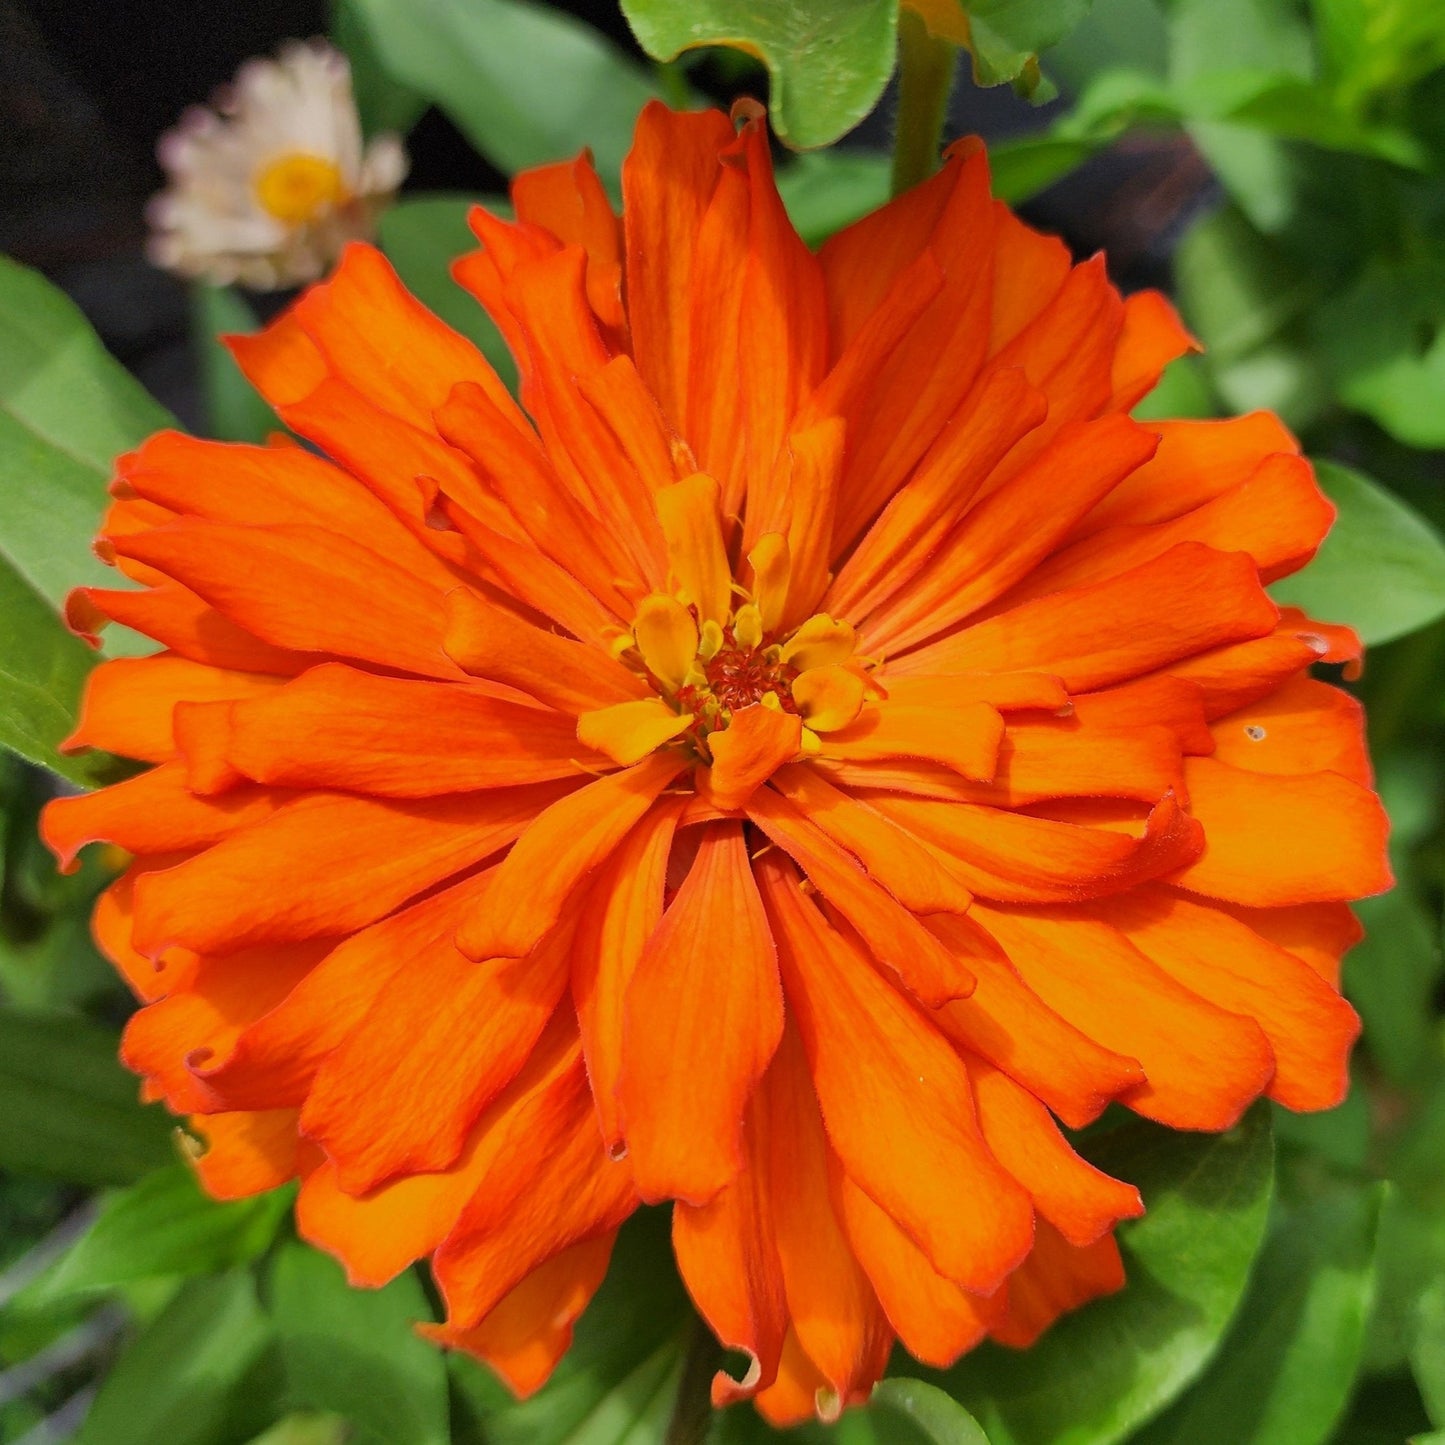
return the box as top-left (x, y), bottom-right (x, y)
top-left (44, 101), bottom-right (1390, 1422)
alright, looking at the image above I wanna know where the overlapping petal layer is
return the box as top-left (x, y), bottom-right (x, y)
top-left (46, 101), bottom-right (1390, 1422)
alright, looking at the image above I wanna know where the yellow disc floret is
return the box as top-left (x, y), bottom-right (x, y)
top-left (254, 152), bottom-right (348, 224)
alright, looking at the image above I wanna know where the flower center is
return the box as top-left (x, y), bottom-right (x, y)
top-left (254, 152), bottom-right (347, 224)
top-left (675, 620), bottom-right (800, 738)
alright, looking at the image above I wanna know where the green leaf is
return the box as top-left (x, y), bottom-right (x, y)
top-left (1269, 461), bottom-right (1445, 648)
top-left (1169, 0), bottom-right (1313, 87)
top-left (1174, 204), bottom-right (1331, 429)
top-left (621, 0), bottom-right (898, 150)
top-left (0, 1007), bottom-right (173, 1187)
top-left (1130, 1183), bottom-right (1384, 1445)
top-left (344, 0), bottom-right (657, 179)
top-left (1414, 1277), bottom-right (1445, 1428)
top-left (776, 150), bottom-right (890, 248)
top-left (450, 1207), bottom-right (690, 1444)
top-left (192, 285), bottom-right (277, 445)
top-left (986, 135), bottom-right (1098, 205)
top-left (867, 1379), bottom-right (993, 1443)
top-left (332, 0), bottom-right (428, 138)
top-left (1272, 1089), bottom-right (1371, 1174)
top-left (378, 195), bottom-right (517, 389)
top-left (929, 1103), bottom-right (1275, 1445)
top-left (77, 1272), bottom-right (279, 1445)
top-left (1315, 258), bottom-right (1445, 449)
top-left (0, 552), bottom-right (113, 785)
top-left (0, 254), bottom-right (173, 612)
top-left (267, 1242), bottom-right (449, 1445)
top-left (961, 0), bottom-right (1094, 92)
top-left (1343, 887), bottom-right (1443, 1086)
top-left (245, 1418), bottom-right (351, 1445)
top-left (35, 1166), bottom-right (290, 1303)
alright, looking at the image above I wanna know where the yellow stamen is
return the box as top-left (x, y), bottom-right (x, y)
top-left (780, 614), bottom-right (858, 672)
top-left (633, 594), bottom-right (698, 693)
top-left (732, 602), bottom-right (764, 651)
top-left (792, 665), bottom-right (867, 731)
top-left (697, 618), bottom-right (725, 662)
top-left (747, 533), bottom-right (791, 633)
top-left (254, 152), bottom-right (346, 224)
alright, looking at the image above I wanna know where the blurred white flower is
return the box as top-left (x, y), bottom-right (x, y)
top-left (147, 39), bottom-right (408, 290)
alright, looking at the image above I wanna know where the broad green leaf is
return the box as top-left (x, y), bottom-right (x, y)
top-left (0, 1007), bottom-right (173, 1187)
top-left (1414, 1277), bottom-right (1445, 1427)
top-left (867, 1380), bottom-right (993, 1443)
top-left (775, 151), bottom-right (891, 247)
top-left (450, 1207), bottom-right (690, 1445)
top-left (621, 0), bottom-right (898, 149)
top-left (1343, 887), bottom-right (1443, 1085)
top-left (192, 285), bottom-right (276, 445)
top-left (1174, 205), bottom-right (1330, 429)
top-left (332, 0), bottom-right (428, 138)
top-left (344, 0), bottom-right (656, 179)
top-left (987, 135), bottom-right (1098, 204)
top-left (1047, 0), bottom-right (1167, 88)
top-left (1367, 1088), bottom-right (1445, 1376)
top-left (1269, 462), bottom-right (1445, 648)
top-left (1271, 1089), bottom-right (1370, 1174)
top-left (1131, 355), bottom-right (1216, 421)
top-left (1169, 0), bottom-right (1313, 87)
top-left (0, 254), bottom-right (172, 611)
top-left (76, 1272), bottom-right (278, 1445)
top-left (267, 1242), bottom-right (448, 1445)
top-left (246, 1418), bottom-right (350, 1445)
top-left (0, 552), bottom-right (113, 786)
top-left (1315, 258), bottom-right (1445, 449)
top-left (1131, 1184), bottom-right (1384, 1445)
top-left (951, 0), bottom-right (1094, 92)
top-left (378, 195), bottom-right (517, 389)
top-left (35, 1166), bottom-right (290, 1303)
top-left (930, 1103), bottom-right (1275, 1445)
top-left (712, 1376), bottom-right (994, 1443)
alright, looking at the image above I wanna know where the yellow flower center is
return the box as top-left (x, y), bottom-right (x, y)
top-left (254, 152), bottom-right (348, 225)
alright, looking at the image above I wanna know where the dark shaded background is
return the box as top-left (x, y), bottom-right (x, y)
top-left (1, 0), bottom-right (1213, 429)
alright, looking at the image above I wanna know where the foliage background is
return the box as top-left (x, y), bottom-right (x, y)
top-left (2, 0), bottom-right (1445, 1441)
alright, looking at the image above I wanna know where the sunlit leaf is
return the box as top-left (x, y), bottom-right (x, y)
top-left (1131, 1183), bottom-right (1384, 1445)
top-left (34, 1166), bottom-right (290, 1303)
top-left (0, 554), bottom-right (112, 786)
top-left (621, 0), bottom-right (899, 149)
top-left (268, 1242), bottom-right (449, 1445)
top-left (1270, 462), bottom-right (1445, 648)
top-left (868, 1380), bottom-right (993, 1443)
top-left (0, 254), bottom-right (172, 612)
top-left (930, 1104), bottom-right (1275, 1445)
top-left (75, 1272), bottom-right (278, 1445)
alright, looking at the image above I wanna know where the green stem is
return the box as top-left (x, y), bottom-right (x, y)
top-left (664, 1319), bottom-right (724, 1445)
top-left (891, 9), bottom-right (960, 197)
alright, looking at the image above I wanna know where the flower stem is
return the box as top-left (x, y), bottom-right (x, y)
top-left (891, 9), bottom-right (960, 197)
top-left (664, 1318), bottom-right (723, 1445)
